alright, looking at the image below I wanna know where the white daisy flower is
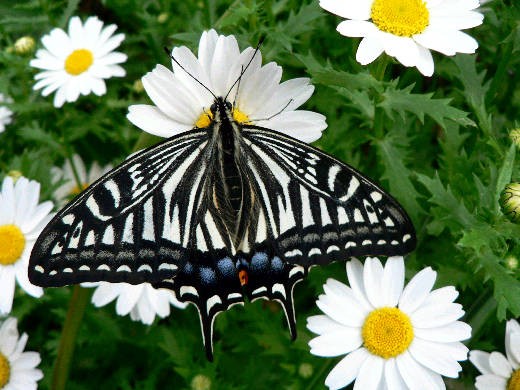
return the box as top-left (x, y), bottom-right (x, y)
top-left (30, 15), bottom-right (127, 108)
top-left (52, 154), bottom-right (112, 206)
top-left (319, 0), bottom-right (484, 76)
top-left (0, 317), bottom-right (43, 390)
top-left (307, 256), bottom-right (471, 390)
top-left (470, 319), bottom-right (520, 390)
top-left (0, 176), bottom-right (54, 314)
top-left (83, 282), bottom-right (188, 325)
top-left (127, 29), bottom-right (327, 143)
top-left (0, 94), bottom-right (13, 134)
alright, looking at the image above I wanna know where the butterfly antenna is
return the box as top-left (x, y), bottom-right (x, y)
top-left (232, 65), bottom-right (244, 109)
top-left (164, 46), bottom-right (217, 100)
top-left (224, 36), bottom-right (266, 102)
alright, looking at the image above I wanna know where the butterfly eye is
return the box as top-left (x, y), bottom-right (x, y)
top-left (210, 103), bottom-right (217, 113)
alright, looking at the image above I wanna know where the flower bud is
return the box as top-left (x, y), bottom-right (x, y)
top-left (191, 374), bottom-right (211, 390)
top-left (500, 183), bottom-right (520, 223)
top-left (298, 363), bottom-right (313, 378)
top-left (505, 255), bottom-right (518, 271)
top-left (510, 128), bottom-right (520, 147)
top-left (14, 36), bottom-right (35, 55)
top-left (157, 12), bottom-right (169, 23)
top-left (132, 79), bottom-right (144, 93)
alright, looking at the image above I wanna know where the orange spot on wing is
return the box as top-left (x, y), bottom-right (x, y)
top-left (238, 270), bottom-right (248, 286)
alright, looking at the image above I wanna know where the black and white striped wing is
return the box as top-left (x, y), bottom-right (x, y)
top-left (29, 129), bottom-right (227, 287)
top-left (240, 125), bottom-right (416, 266)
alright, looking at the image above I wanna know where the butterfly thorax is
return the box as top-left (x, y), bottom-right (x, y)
top-left (209, 98), bottom-right (255, 248)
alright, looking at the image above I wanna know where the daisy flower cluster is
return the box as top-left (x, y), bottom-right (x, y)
top-left (308, 257), bottom-right (471, 389)
top-left (470, 319), bottom-right (520, 390)
top-left (0, 176), bottom-right (53, 314)
top-left (319, 0), bottom-right (484, 76)
top-left (30, 16), bottom-right (126, 107)
top-left (0, 317), bottom-right (43, 390)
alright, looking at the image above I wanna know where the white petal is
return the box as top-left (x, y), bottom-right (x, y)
top-left (126, 104), bottom-right (192, 137)
top-left (469, 350), bottom-right (493, 375)
top-left (423, 286), bottom-right (459, 306)
top-left (210, 34), bottom-right (241, 95)
top-left (381, 256), bottom-right (405, 307)
top-left (408, 338), bottom-right (464, 377)
top-left (396, 351), bottom-right (443, 389)
top-left (356, 36), bottom-right (385, 65)
top-left (414, 29), bottom-right (478, 56)
top-left (256, 110), bottom-right (327, 143)
top-left (411, 302), bottom-right (465, 328)
top-left (324, 348), bottom-right (370, 390)
top-left (398, 267), bottom-right (436, 314)
top-left (307, 314), bottom-right (347, 335)
top-left (14, 257), bottom-right (43, 298)
top-left (506, 319), bottom-right (520, 368)
top-left (346, 258), bottom-right (372, 309)
top-left (91, 283), bottom-right (120, 307)
top-left (337, 20), bottom-right (377, 38)
top-left (414, 321), bottom-right (472, 343)
top-left (475, 374), bottom-right (509, 389)
top-left (316, 290), bottom-right (367, 327)
top-left (319, 0), bottom-right (372, 20)
top-left (384, 358), bottom-right (408, 390)
top-left (0, 267), bottom-right (16, 314)
top-left (488, 351), bottom-right (513, 378)
top-left (353, 354), bottom-right (384, 389)
top-left (363, 257), bottom-right (385, 308)
top-left (115, 284), bottom-right (143, 315)
top-left (309, 328), bottom-right (363, 357)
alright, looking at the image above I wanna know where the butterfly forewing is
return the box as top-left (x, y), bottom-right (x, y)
top-left (30, 129), bottom-right (217, 287)
top-left (240, 125), bottom-right (416, 265)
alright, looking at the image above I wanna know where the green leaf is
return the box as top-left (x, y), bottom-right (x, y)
top-left (417, 172), bottom-right (477, 234)
top-left (495, 144), bottom-right (516, 212)
top-left (379, 84), bottom-right (475, 129)
top-left (374, 130), bottom-right (421, 223)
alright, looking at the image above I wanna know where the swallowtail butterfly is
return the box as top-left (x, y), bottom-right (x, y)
top-left (29, 60), bottom-right (416, 361)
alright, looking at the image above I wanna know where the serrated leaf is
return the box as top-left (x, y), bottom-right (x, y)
top-left (417, 172), bottom-right (477, 232)
top-left (495, 144), bottom-right (516, 212)
top-left (375, 131), bottom-right (421, 223)
top-left (379, 84), bottom-right (475, 129)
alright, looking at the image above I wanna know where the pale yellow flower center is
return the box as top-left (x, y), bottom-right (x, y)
top-left (508, 369), bottom-right (520, 390)
top-left (371, 0), bottom-right (429, 37)
top-left (0, 351), bottom-right (10, 388)
top-left (195, 110), bottom-right (214, 128)
top-left (65, 49), bottom-right (94, 75)
top-left (362, 307), bottom-right (414, 359)
top-left (0, 225), bottom-right (25, 266)
top-left (232, 108), bottom-right (251, 124)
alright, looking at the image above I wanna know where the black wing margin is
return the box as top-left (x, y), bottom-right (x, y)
top-left (240, 125), bottom-right (416, 267)
top-left (29, 129), bottom-right (218, 287)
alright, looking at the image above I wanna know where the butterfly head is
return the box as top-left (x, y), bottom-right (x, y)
top-left (195, 97), bottom-right (251, 129)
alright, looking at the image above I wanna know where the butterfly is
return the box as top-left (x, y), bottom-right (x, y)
top-left (29, 49), bottom-right (416, 361)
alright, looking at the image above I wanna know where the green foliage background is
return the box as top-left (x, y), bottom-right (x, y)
top-left (1, 0), bottom-right (519, 389)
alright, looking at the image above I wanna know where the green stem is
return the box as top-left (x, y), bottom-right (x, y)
top-left (371, 55), bottom-right (391, 139)
top-left (465, 287), bottom-right (497, 345)
top-left (51, 286), bottom-right (90, 390)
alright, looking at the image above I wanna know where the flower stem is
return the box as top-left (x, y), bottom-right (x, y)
top-left (51, 286), bottom-right (90, 390)
top-left (371, 55), bottom-right (391, 139)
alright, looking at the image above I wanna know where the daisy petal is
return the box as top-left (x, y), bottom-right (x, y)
top-left (469, 350), bottom-right (493, 375)
top-left (325, 348), bottom-right (370, 390)
top-left (488, 351), bottom-right (513, 378)
top-left (398, 267), bottom-right (436, 314)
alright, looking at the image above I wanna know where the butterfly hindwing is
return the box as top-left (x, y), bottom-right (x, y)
top-left (29, 129), bottom-right (216, 287)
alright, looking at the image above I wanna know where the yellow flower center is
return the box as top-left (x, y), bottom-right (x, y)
top-left (371, 0), bottom-right (429, 37)
top-left (362, 307), bottom-right (414, 359)
top-left (65, 49), bottom-right (94, 75)
top-left (232, 108), bottom-right (251, 124)
top-left (508, 369), bottom-right (520, 390)
top-left (0, 352), bottom-right (10, 388)
top-left (0, 225), bottom-right (26, 266)
top-left (195, 110), bottom-right (214, 128)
